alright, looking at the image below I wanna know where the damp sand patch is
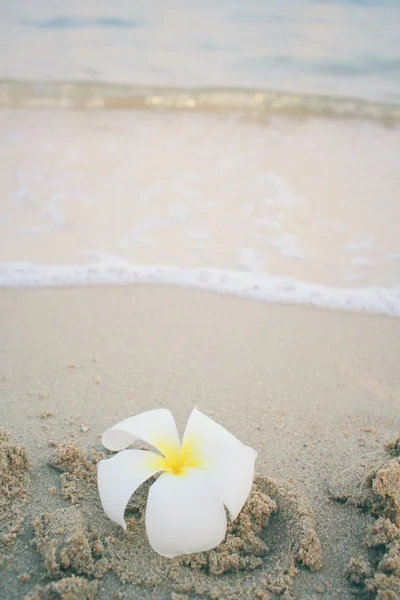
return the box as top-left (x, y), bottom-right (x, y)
top-left (329, 434), bottom-right (400, 598)
top-left (0, 431), bottom-right (30, 567)
top-left (31, 441), bottom-right (322, 599)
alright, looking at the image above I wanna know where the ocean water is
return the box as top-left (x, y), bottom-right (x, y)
top-left (0, 0), bottom-right (400, 315)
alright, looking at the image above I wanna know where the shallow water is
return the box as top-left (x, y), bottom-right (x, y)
top-left (0, 1), bottom-right (399, 315)
top-left (1, 0), bottom-right (400, 103)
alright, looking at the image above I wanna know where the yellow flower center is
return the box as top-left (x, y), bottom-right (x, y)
top-left (148, 437), bottom-right (202, 476)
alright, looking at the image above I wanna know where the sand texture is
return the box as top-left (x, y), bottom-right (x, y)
top-left (1, 286), bottom-right (400, 599)
top-left (330, 434), bottom-right (400, 597)
top-left (0, 432), bottom-right (30, 564)
top-left (29, 441), bottom-right (322, 598)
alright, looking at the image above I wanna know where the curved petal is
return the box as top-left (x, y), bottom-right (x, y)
top-left (101, 408), bottom-right (180, 458)
top-left (98, 449), bottom-right (165, 529)
top-left (182, 407), bottom-right (241, 448)
top-left (145, 468), bottom-right (227, 558)
top-left (210, 443), bottom-right (257, 520)
top-left (182, 408), bottom-right (257, 519)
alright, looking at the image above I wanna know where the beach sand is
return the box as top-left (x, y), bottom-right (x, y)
top-left (1, 286), bottom-right (400, 599)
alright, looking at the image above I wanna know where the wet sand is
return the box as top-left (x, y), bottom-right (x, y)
top-left (1, 286), bottom-right (400, 599)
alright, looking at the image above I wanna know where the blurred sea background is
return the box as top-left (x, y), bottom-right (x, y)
top-left (1, 0), bottom-right (400, 314)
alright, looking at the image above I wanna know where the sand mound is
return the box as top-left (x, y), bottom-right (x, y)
top-left (33, 508), bottom-right (110, 579)
top-left (30, 441), bottom-right (322, 599)
top-left (25, 576), bottom-right (99, 600)
top-left (0, 431), bottom-right (30, 566)
top-left (330, 434), bottom-right (400, 598)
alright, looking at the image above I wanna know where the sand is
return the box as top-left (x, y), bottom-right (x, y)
top-left (0, 431), bottom-right (30, 561)
top-left (1, 285), bottom-right (400, 599)
top-left (329, 434), bottom-right (400, 597)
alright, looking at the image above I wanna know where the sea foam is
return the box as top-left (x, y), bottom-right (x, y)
top-left (0, 261), bottom-right (399, 317)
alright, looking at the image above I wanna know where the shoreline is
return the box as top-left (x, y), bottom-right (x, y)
top-left (1, 272), bottom-right (400, 318)
top-left (1, 79), bottom-right (399, 122)
top-left (2, 107), bottom-right (399, 304)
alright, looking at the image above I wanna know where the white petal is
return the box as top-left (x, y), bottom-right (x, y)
top-left (211, 443), bottom-right (257, 520)
top-left (183, 407), bottom-right (241, 447)
top-left (145, 468), bottom-right (227, 558)
top-left (98, 449), bottom-right (165, 529)
top-left (182, 408), bottom-right (257, 519)
top-left (102, 408), bottom-right (180, 457)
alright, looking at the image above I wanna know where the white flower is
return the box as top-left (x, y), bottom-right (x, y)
top-left (97, 407), bottom-right (257, 558)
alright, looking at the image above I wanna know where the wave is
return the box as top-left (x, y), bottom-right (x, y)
top-left (1, 262), bottom-right (399, 317)
top-left (0, 80), bottom-right (399, 123)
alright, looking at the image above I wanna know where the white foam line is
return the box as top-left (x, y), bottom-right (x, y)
top-left (0, 262), bottom-right (399, 317)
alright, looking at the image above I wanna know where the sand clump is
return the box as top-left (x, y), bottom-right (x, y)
top-left (32, 509), bottom-right (110, 579)
top-left (0, 431), bottom-right (30, 565)
top-left (181, 488), bottom-right (278, 576)
top-left (49, 441), bottom-right (105, 506)
top-left (25, 576), bottom-right (99, 600)
top-left (330, 434), bottom-right (400, 598)
top-left (30, 441), bottom-right (323, 599)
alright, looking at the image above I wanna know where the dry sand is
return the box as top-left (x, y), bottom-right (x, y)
top-left (0, 286), bottom-right (400, 599)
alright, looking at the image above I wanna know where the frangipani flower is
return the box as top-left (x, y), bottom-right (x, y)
top-left (98, 408), bottom-right (257, 558)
